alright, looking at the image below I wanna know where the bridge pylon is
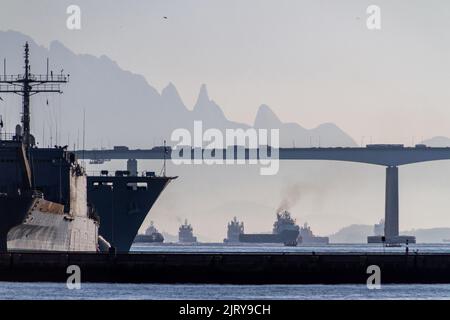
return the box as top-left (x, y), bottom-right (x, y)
top-left (368, 165), bottom-right (416, 244)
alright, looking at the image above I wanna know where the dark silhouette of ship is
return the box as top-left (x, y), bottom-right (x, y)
top-left (134, 221), bottom-right (164, 243)
top-left (298, 222), bottom-right (329, 244)
top-left (238, 211), bottom-right (300, 246)
top-left (178, 219), bottom-right (197, 243)
top-left (0, 43), bottom-right (175, 252)
top-left (87, 169), bottom-right (174, 251)
top-left (224, 217), bottom-right (244, 243)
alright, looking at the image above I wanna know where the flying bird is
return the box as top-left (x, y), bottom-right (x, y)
top-left (0, 96), bottom-right (3, 101)
top-left (163, 16), bottom-right (168, 19)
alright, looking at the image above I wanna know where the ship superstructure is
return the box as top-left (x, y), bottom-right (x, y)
top-left (134, 221), bottom-right (164, 243)
top-left (272, 210), bottom-right (299, 234)
top-left (224, 216), bottom-right (244, 243)
top-left (178, 219), bottom-right (197, 243)
top-left (373, 219), bottom-right (384, 236)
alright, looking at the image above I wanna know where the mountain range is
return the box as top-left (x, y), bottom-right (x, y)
top-left (329, 224), bottom-right (450, 243)
top-left (3, 30), bottom-right (450, 149)
top-left (0, 30), bottom-right (357, 148)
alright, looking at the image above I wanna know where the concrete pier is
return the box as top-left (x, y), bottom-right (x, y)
top-left (368, 166), bottom-right (416, 244)
top-left (385, 166), bottom-right (399, 238)
top-left (1, 251), bottom-right (450, 284)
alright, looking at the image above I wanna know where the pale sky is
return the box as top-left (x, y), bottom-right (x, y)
top-left (1, 0), bottom-right (450, 144)
top-left (3, 0), bottom-right (450, 238)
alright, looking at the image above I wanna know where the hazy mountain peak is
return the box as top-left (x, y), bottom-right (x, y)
top-left (191, 83), bottom-right (230, 124)
top-left (2, 29), bottom-right (34, 45)
top-left (161, 82), bottom-right (187, 113)
top-left (162, 82), bottom-right (179, 97)
top-left (0, 31), bottom-right (357, 148)
top-left (254, 104), bottom-right (281, 128)
top-left (49, 40), bottom-right (67, 51)
top-left (316, 122), bottom-right (338, 129)
top-left (197, 84), bottom-right (210, 104)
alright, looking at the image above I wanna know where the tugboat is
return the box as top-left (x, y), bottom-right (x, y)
top-left (178, 219), bottom-right (197, 243)
top-left (134, 221), bottom-right (164, 243)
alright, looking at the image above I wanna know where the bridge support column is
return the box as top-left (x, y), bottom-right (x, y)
top-left (385, 166), bottom-right (399, 238)
top-left (368, 165), bottom-right (416, 244)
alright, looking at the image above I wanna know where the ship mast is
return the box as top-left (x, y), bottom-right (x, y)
top-left (0, 42), bottom-right (68, 147)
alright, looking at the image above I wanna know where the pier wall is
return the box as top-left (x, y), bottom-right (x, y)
top-left (1, 252), bottom-right (450, 284)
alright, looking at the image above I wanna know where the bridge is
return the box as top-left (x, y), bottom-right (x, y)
top-left (76, 144), bottom-right (450, 244)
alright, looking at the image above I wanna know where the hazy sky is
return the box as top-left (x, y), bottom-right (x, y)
top-left (3, 0), bottom-right (450, 238)
top-left (2, 0), bottom-right (450, 145)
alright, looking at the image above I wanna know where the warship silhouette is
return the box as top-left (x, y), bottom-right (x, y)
top-left (0, 43), bottom-right (175, 252)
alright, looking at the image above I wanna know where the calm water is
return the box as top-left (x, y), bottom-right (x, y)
top-left (130, 243), bottom-right (450, 254)
top-left (2, 244), bottom-right (450, 300)
top-left (1, 283), bottom-right (450, 300)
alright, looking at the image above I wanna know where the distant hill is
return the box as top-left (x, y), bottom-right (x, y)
top-left (402, 228), bottom-right (450, 243)
top-left (328, 224), bottom-right (374, 243)
top-left (421, 136), bottom-right (450, 147)
top-left (329, 224), bottom-right (450, 243)
top-left (0, 30), bottom-right (357, 148)
top-left (254, 104), bottom-right (356, 147)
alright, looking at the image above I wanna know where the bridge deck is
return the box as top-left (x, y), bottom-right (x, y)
top-left (76, 147), bottom-right (450, 166)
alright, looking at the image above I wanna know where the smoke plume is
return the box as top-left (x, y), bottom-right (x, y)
top-left (277, 183), bottom-right (301, 213)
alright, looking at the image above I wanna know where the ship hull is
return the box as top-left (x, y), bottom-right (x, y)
top-left (0, 194), bottom-right (33, 252)
top-left (299, 236), bottom-right (330, 245)
top-left (134, 233), bottom-right (164, 243)
top-left (0, 146), bottom-right (174, 253)
top-left (239, 230), bottom-right (299, 245)
top-left (87, 176), bottom-right (173, 252)
top-left (1, 195), bottom-right (98, 252)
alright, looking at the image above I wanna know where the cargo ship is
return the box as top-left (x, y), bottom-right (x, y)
top-left (239, 211), bottom-right (299, 246)
top-left (0, 43), bottom-right (175, 252)
top-left (133, 221), bottom-right (164, 243)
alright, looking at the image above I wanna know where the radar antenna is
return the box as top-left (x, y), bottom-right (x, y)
top-left (0, 42), bottom-right (69, 147)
